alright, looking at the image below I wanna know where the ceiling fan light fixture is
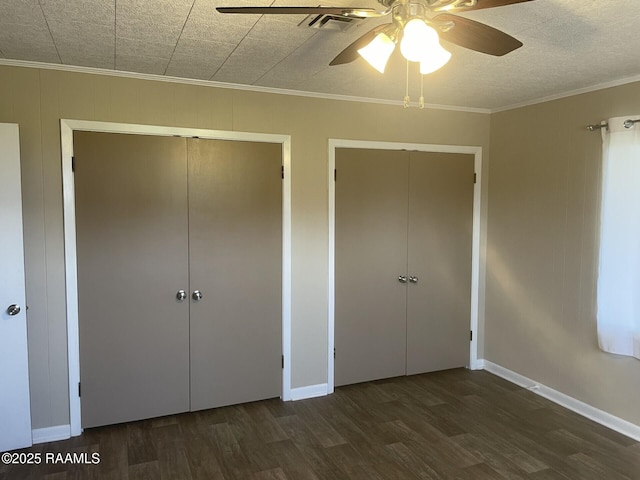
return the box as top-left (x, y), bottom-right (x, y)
top-left (419, 44), bottom-right (451, 74)
top-left (358, 32), bottom-right (396, 73)
top-left (400, 18), bottom-right (439, 62)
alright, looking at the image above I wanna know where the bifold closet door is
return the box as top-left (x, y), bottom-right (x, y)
top-left (188, 139), bottom-right (283, 410)
top-left (75, 132), bottom-right (190, 428)
top-left (335, 148), bottom-right (409, 386)
top-left (406, 152), bottom-right (474, 374)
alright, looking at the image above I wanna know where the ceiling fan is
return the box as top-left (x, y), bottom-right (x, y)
top-left (216, 0), bottom-right (534, 71)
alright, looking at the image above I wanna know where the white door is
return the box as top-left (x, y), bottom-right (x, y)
top-left (0, 123), bottom-right (32, 452)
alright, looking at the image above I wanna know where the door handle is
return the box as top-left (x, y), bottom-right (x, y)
top-left (6, 304), bottom-right (21, 316)
top-left (176, 290), bottom-right (187, 301)
top-left (192, 290), bottom-right (203, 301)
top-left (409, 276), bottom-right (419, 283)
top-left (398, 275), bottom-right (408, 284)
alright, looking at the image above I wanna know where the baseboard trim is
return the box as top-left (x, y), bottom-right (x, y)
top-left (469, 359), bottom-right (485, 370)
top-left (32, 425), bottom-right (71, 444)
top-left (482, 360), bottom-right (640, 442)
top-left (290, 383), bottom-right (328, 401)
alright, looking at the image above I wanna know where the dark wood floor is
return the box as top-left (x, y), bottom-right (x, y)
top-left (2, 369), bottom-right (639, 479)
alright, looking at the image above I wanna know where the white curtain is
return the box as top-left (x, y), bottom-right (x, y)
top-left (597, 115), bottom-right (640, 359)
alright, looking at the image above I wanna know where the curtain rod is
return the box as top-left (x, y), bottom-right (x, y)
top-left (587, 118), bottom-right (640, 131)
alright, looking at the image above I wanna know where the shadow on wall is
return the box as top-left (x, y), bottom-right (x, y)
top-left (485, 242), bottom-right (588, 368)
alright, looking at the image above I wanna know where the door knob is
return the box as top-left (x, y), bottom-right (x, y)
top-left (176, 290), bottom-right (187, 301)
top-left (409, 276), bottom-right (419, 283)
top-left (6, 304), bottom-right (21, 316)
top-left (398, 275), bottom-right (408, 284)
top-left (192, 290), bottom-right (203, 301)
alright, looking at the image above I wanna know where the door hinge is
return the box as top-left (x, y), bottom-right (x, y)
top-left (72, 156), bottom-right (75, 172)
top-left (334, 169), bottom-right (337, 182)
top-left (473, 172), bottom-right (477, 184)
top-left (281, 355), bottom-right (284, 369)
top-left (281, 165), bottom-right (284, 179)
top-left (78, 382), bottom-right (81, 397)
top-left (333, 347), bottom-right (336, 358)
top-left (470, 330), bottom-right (473, 341)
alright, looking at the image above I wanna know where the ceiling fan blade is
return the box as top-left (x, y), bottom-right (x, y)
top-left (216, 6), bottom-right (381, 17)
top-left (452, 0), bottom-right (535, 12)
top-left (329, 24), bottom-right (389, 66)
top-left (435, 13), bottom-right (522, 56)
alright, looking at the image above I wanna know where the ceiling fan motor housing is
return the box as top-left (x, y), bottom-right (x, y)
top-left (380, 0), bottom-right (476, 10)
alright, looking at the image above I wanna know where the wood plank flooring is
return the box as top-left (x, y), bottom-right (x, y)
top-left (2, 369), bottom-right (639, 479)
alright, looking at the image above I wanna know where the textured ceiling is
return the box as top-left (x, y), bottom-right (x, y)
top-left (1, 0), bottom-right (639, 110)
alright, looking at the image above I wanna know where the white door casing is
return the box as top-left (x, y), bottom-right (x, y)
top-left (0, 123), bottom-right (32, 452)
top-left (61, 120), bottom-right (292, 436)
top-left (328, 139), bottom-right (483, 393)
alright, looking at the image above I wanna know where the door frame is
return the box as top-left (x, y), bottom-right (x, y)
top-left (328, 139), bottom-right (483, 393)
top-left (61, 119), bottom-right (292, 436)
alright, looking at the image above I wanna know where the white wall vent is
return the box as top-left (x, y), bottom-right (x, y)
top-left (298, 13), bottom-right (363, 32)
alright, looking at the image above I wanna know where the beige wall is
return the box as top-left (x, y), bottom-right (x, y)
top-left (5, 62), bottom-right (639, 433)
top-left (0, 65), bottom-right (491, 429)
top-left (486, 81), bottom-right (640, 426)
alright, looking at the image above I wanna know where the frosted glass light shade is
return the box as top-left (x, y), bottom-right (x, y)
top-left (358, 33), bottom-right (396, 73)
top-left (419, 44), bottom-right (451, 74)
top-left (400, 19), bottom-right (439, 63)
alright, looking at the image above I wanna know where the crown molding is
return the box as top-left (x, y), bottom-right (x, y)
top-left (4, 57), bottom-right (636, 115)
top-left (491, 73), bottom-right (640, 113)
top-left (0, 58), bottom-right (490, 114)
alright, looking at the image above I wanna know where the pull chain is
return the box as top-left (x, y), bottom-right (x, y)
top-left (404, 59), bottom-right (410, 108)
top-left (403, 61), bottom-right (427, 109)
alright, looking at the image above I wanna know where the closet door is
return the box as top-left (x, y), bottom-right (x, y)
top-left (75, 132), bottom-right (190, 428)
top-left (188, 139), bottom-right (282, 410)
top-left (335, 148), bottom-right (409, 386)
top-left (406, 151), bottom-right (474, 374)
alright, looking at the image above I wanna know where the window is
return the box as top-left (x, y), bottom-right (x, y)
top-left (597, 116), bottom-right (640, 360)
